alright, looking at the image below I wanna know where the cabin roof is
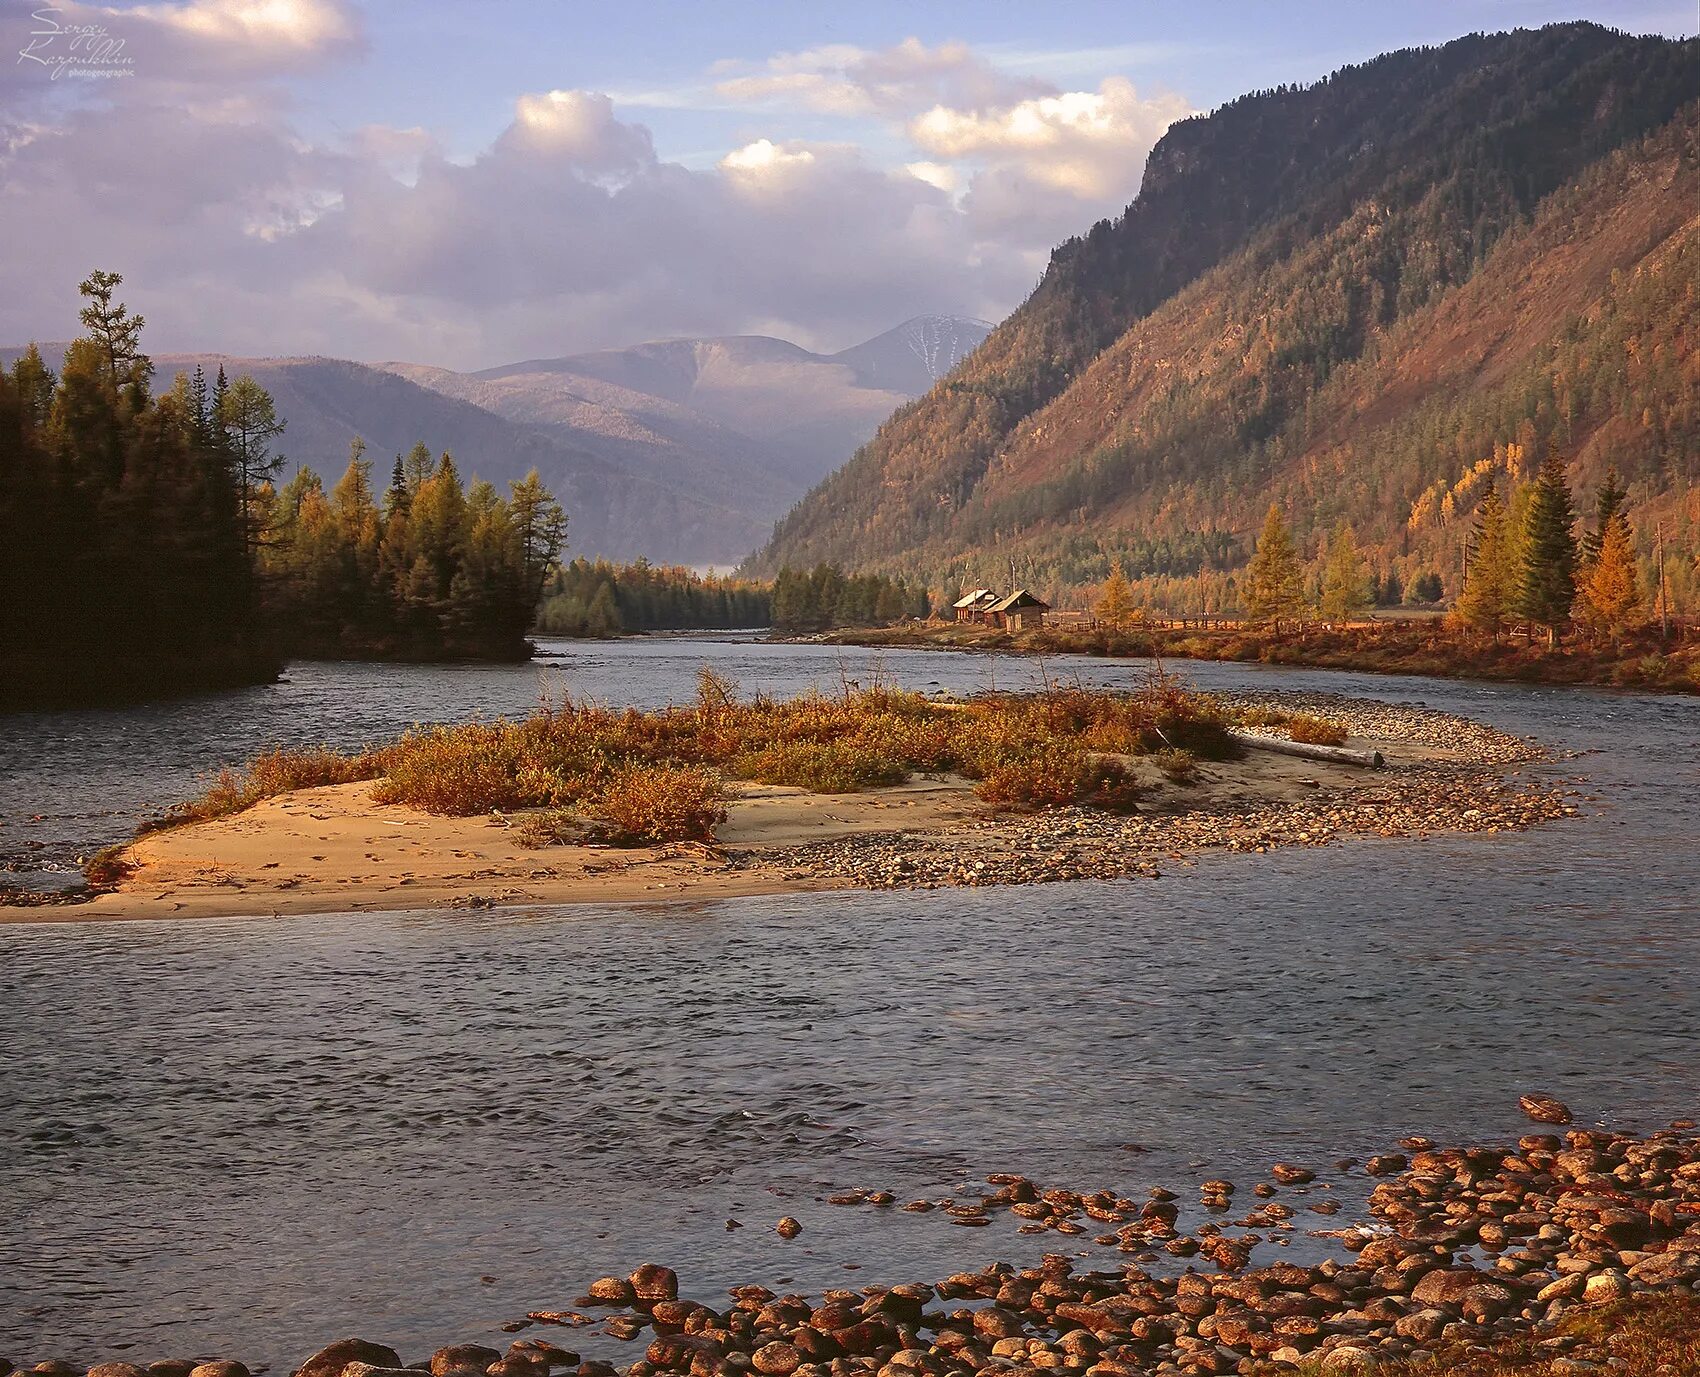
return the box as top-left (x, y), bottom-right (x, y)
top-left (988, 589), bottom-right (1049, 613)
top-left (952, 588), bottom-right (997, 608)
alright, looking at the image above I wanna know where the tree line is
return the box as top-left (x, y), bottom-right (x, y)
top-left (1213, 453), bottom-right (1653, 644)
top-left (0, 273), bottom-right (568, 704)
top-left (265, 440), bottom-right (565, 660)
top-left (1, 272), bottom-right (275, 702)
top-left (537, 559), bottom-right (772, 637)
top-left (771, 565), bottom-right (931, 633)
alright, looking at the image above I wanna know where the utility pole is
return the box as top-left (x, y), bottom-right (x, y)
top-left (1656, 518), bottom-right (1670, 639)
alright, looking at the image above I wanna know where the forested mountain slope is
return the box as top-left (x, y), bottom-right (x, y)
top-left (748, 24), bottom-right (1700, 609)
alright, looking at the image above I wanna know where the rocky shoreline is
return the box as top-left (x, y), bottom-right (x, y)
top-left (13, 1103), bottom-right (1699, 1377)
top-left (741, 692), bottom-right (1574, 892)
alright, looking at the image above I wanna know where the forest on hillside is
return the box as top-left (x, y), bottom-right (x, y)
top-left (748, 25), bottom-right (1700, 620)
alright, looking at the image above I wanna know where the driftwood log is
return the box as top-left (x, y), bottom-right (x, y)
top-left (1230, 731), bottom-right (1385, 768)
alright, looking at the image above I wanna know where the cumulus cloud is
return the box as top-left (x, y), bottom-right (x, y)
top-left (0, 25), bottom-right (1190, 367)
top-left (713, 37), bottom-right (1048, 117)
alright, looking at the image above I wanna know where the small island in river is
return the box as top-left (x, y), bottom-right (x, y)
top-left (13, 676), bottom-right (1574, 922)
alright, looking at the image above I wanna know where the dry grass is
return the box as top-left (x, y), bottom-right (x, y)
top-left (152, 669), bottom-right (1250, 849)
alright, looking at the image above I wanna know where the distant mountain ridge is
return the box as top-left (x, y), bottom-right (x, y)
top-left (4, 315), bottom-right (990, 565)
top-left (747, 24), bottom-right (1700, 607)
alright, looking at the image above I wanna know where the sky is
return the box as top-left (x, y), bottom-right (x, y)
top-left (1, 0), bottom-right (1694, 369)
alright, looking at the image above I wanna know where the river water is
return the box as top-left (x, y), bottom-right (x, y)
top-left (2, 638), bottom-right (1698, 1367)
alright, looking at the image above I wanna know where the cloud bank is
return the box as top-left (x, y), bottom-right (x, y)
top-left (0, 5), bottom-right (1190, 366)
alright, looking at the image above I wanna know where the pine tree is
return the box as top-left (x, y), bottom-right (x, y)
top-left (1096, 560), bottom-right (1137, 626)
top-left (1577, 510), bottom-right (1641, 642)
top-left (1318, 524), bottom-right (1369, 623)
top-left (1518, 452), bottom-right (1579, 644)
top-left (1454, 480), bottom-right (1514, 637)
top-left (1244, 505), bottom-right (1307, 630)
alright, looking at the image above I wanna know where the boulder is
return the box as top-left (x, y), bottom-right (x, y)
top-left (1581, 1271), bottom-right (1630, 1304)
top-left (1411, 1268), bottom-right (1494, 1307)
top-left (1392, 1310), bottom-right (1447, 1343)
top-left (188, 1364), bottom-right (250, 1377)
top-left (775, 1218), bottom-right (802, 1240)
top-left (432, 1348), bottom-right (501, 1377)
top-left (586, 1279), bottom-right (635, 1307)
top-left (630, 1265), bottom-right (679, 1305)
top-left (749, 1345), bottom-right (801, 1377)
top-left (1520, 1095), bottom-right (1574, 1126)
top-left (88, 1366), bottom-right (146, 1377)
top-left (299, 1341), bottom-right (403, 1377)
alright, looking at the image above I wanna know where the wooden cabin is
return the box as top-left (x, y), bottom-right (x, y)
top-left (987, 589), bottom-right (1050, 630)
top-left (952, 588), bottom-right (999, 623)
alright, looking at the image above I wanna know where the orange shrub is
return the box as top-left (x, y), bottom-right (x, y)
top-left (591, 764), bottom-right (726, 845)
top-left (1286, 714), bottom-right (1348, 746)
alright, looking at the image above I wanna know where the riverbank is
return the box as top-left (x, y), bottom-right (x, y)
top-left (4, 691), bottom-right (1572, 921)
top-left (11, 1107), bottom-right (1699, 1377)
top-left (814, 622), bottom-right (1700, 695)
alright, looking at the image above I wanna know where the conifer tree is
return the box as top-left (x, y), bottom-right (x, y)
top-left (1244, 505), bottom-right (1307, 630)
top-left (1581, 467), bottom-right (1629, 567)
top-left (1518, 452), bottom-right (1579, 643)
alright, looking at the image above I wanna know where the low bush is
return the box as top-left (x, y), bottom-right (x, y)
top-left (975, 751), bottom-right (1142, 812)
top-left (1286, 714), bottom-right (1349, 747)
top-left (591, 764), bottom-right (726, 844)
top-left (1153, 747), bottom-right (1198, 782)
top-left (370, 723), bottom-right (535, 814)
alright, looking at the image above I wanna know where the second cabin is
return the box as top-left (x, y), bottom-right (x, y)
top-left (986, 589), bottom-right (1050, 631)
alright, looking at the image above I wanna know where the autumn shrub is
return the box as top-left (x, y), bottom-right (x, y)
top-left (1286, 713), bottom-right (1348, 746)
top-left (974, 750), bottom-right (1142, 812)
top-left (734, 738), bottom-right (909, 793)
top-left (371, 722), bottom-right (535, 814)
top-left (1137, 678), bottom-right (1241, 759)
top-left (591, 764), bottom-right (726, 845)
top-left (1153, 747), bottom-right (1198, 782)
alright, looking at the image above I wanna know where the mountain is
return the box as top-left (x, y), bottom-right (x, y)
top-left (747, 25), bottom-right (1700, 609)
top-left (5, 316), bottom-right (990, 566)
top-left (384, 315), bottom-right (991, 495)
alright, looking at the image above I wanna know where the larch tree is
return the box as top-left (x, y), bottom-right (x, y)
top-left (508, 468), bottom-right (568, 606)
top-left (1096, 560), bottom-right (1137, 626)
top-left (1318, 524), bottom-right (1370, 623)
top-left (218, 375), bottom-right (286, 559)
top-left (1578, 510), bottom-right (1642, 642)
top-left (1518, 452), bottom-right (1579, 644)
top-left (1244, 504), bottom-right (1307, 630)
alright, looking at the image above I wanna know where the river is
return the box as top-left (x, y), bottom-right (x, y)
top-left (1, 637), bottom-right (1697, 1367)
